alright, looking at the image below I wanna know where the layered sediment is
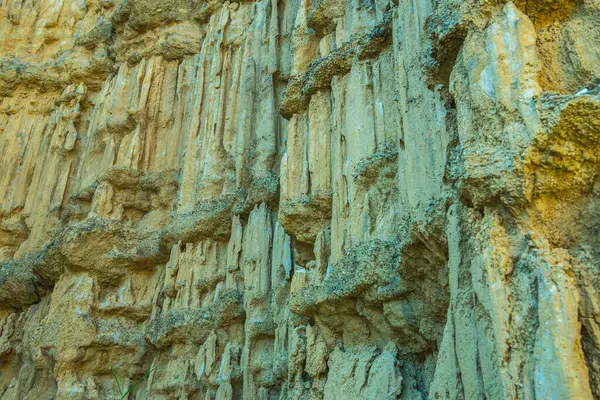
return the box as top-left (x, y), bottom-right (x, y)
top-left (0, 0), bottom-right (599, 398)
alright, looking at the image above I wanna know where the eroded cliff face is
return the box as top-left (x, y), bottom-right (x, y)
top-left (0, 0), bottom-right (599, 398)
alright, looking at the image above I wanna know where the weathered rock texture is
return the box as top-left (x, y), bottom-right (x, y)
top-left (0, 0), bottom-right (599, 398)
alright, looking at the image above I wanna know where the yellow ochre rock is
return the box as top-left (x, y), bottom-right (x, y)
top-left (0, 0), bottom-right (599, 398)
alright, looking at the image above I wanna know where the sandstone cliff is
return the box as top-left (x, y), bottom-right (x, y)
top-left (0, 0), bottom-right (599, 398)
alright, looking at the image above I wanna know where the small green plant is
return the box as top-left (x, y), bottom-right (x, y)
top-left (111, 365), bottom-right (156, 400)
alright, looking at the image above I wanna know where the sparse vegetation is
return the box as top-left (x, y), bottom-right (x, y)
top-left (111, 365), bottom-right (155, 400)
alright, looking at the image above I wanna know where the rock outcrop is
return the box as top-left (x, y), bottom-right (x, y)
top-left (0, 0), bottom-right (599, 398)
